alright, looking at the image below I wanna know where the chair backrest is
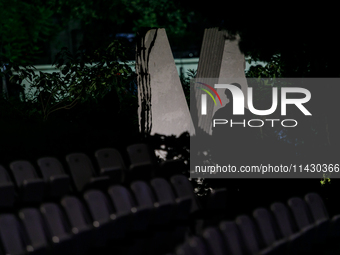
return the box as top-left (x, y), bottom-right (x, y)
top-left (10, 160), bottom-right (40, 186)
top-left (95, 148), bottom-right (126, 183)
top-left (61, 196), bottom-right (92, 231)
top-left (0, 165), bottom-right (12, 184)
top-left (0, 165), bottom-right (16, 207)
top-left (236, 215), bottom-right (261, 254)
top-left (130, 181), bottom-right (155, 208)
top-left (37, 157), bottom-right (70, 197)
top-left (270, 202), bottom-right (297, 237)
top-left (304, 192), bottom-right (330, 221)
top-left (0, 214), bottom-right (27, 255)
top-left (66, 153), bottom-right (96, 192)
top-left (130, 181), bottom-right (155, 227)
top-left (127, 143), bottom-right (156, 168)
top-left (9, 160), bottom-right (45, 202)
top-left (253, 207), bottom-right (279, 246)
top-left (126, 143), bottom-right (157, 179)
top-left (150, 178), bottom-right (176, 204)
top-left (40, 203), bottom-right (71, 238)
top-left (219, 221), bottom-right (244, 255)
top-left (288, 197), bottom-right (314, 230)
top-left (108, 185), bottom-right (136, 215)
top-left (83, 189), bottom-right (114, 223)
top-left (288, 196), bottom-right (329, 246)
top-left (170, 175), bottom-right (200, 214)
top-left (37, 157), bottom-right (66, 180)
top-left (19, 208), bottom-right (48, 250)
top-left (149, 178), bottom-right (177, 224)
top-left (203, 227), bottom-right (227, 255)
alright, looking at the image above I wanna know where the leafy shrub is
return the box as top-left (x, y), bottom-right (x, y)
top-left (1, 40), bottom-right (136, 122)
top-left (179, 68), bottom-right (196, 108)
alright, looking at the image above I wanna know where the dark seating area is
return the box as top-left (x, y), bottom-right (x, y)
top-left (0, 143), bottom-right (198, 254)
top-left (0, 143), bottom-right (338, 255)
top-left (175, 192), bottom-right (340, 255)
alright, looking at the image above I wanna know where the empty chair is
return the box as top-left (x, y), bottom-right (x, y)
top-left (0, 214), bottom-right (29, 255)
top-left (236, 215), bottom-right (261, 254)
top-left (107, 185), bottom-right (147, 233)
top-left (126, 143), bottom-right (158, 180)
top-left (130, 180), bottom-right (177, 254)
top-left (151, 177), bottom-right (191, 221)
top-left (288, 196), bottom-right (329, 246)
top-left (304, 192), bottom-right (340, 240)
top-left (203, 227), bottom-right (227, 255)
top-left (304, 193), bottom-right (330, 221)
top-left (0, 165), bottom-right (16, 207)
top-left (130, 181), bottom-right (155, 227)
top-left (95, 148), bottom-right (126, 183)
top-left (253, 208), bottom-right (288, 255)
top-left (149, 178), bottom-right (192, 249)
top-left (10, 160), bottom-right (45, 203)
top-left (219, 221), bottom-right (244, 255)
top-left (236, 215), bottom-right (275, 255)
top-left (176, 236), bottom-right (209, 255)
top-left (150, 178), bottom-right (177, 223)
top-left (270, 202), bottom-right (306, 254)
top-left (83, 189), bottom-right (117, 244)
top-left (60, 196), bottom-right (94, 247)
top-left (19, 208), bottom-right (49, 254)
top-left (107, 184), bottom-right (158, 254)
top-left (170, 175), bottom-right (200, 215)
top-left (40, 203), bottom-right (77, 255)
top-left (134, 179), bottom-right (178, 255)
top-left (66, 153), bottom-right (110, 192)
top-left (37, 157), bottom-right (70, 198)
top-left (107, 185), bottom-right (135, 217)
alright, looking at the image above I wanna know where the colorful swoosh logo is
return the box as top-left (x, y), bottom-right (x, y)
top-left (196, 82), bottom-right (222, 106)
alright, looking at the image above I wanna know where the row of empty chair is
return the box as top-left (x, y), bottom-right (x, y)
top-left (0, 142), bottom-right (230, 254)
top-left (170, 192), bottom-right (340, 255)
top-left (0, 174), bottom-right (202, 255)
top-left (0, 144), bottom-right (187, 207)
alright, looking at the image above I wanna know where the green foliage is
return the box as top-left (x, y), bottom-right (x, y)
top-left (0, 0), bottom-right (62, 64)
top-left (0, 0), bottom-right (132, 64)
top-left (180, 68), bottom-right (196, 108)
top-left (245, 55), bottom-right (295, 141)
top-left (52, 0), bottom-right (133, 53)
top-left (321, 174), bottom-right (331, 186)
top-left (2, 40), bottom-right (136, 122)
top-left (0, 0), bottom-right (200, 65)
top-left (53, 0), bottom-right (128, 24)
top-left (123, 0), bottom-right (190, 37)
top-left (245, 54), bottom-right (284, 79)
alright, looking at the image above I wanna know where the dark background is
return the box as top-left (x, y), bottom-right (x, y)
top-left (1, 1), bottom-right (339, 217)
